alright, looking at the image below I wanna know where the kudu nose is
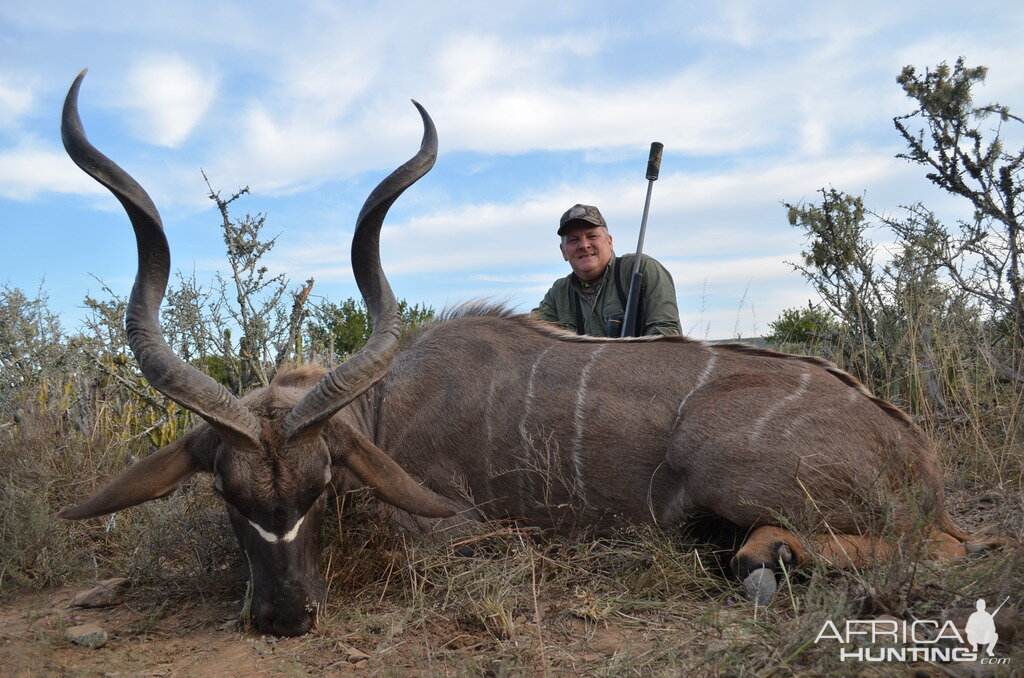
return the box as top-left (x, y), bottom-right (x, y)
top-left (253, 601), bottom-right (316, 637)
top-left (248, 568), bottom-right (326, 636)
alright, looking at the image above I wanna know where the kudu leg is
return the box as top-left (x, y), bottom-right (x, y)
top-left (811, 529), bottom-right (988, 564)
top-left (733, 526), bottom-right (978, 604)
top-left (731, 526), bottom-right (905, 604)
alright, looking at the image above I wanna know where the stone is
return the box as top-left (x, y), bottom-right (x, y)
top-left (343, 645), bottom-right (370, 662)
top-left (742, 567), bottom-right (776, 606)
top-left (975, 491), bottom-right (1002, 506)
top-left (66, 623), bottom-right (109, 649)
top-left (69, 577), bottom-right (129, 608)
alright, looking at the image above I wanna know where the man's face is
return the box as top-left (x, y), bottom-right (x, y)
top-left (560, 224), bottom-right (614, 282)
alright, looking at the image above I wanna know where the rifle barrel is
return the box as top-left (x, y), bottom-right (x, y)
top-left (621, 142), bottom-right (662, 337)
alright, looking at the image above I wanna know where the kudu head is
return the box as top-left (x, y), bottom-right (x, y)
top-left (58, 70), bottom-right (451, 636)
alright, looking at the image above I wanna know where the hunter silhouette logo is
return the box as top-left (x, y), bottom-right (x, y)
top-left (814, 597), bottom-right (1011, 665)
top-left (965, 598), bottom-right (1001, 656)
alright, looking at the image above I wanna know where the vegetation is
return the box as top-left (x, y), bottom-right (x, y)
top-left (763, 306), bottom-right (840, 348)
top-left (307, 297), bottom-right (435, 361)
top-left (0, 59), bottom-right (1021, 674)
top-left (778, 59), bottom-right (1024, 435)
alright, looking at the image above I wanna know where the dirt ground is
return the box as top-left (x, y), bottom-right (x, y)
top-left (0, 581), bottom-right (712, 676)
top-left (1, 488), bottom-right (1020, 676)
top-left (2, 564), bottom-right (1019, 677)
top-left (1, 585), bottom-right (285, 678)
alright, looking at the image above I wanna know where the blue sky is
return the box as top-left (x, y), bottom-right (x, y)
top-left (2, 1), bottom-right (1023, 339)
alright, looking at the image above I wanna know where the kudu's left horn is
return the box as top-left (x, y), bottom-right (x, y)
top-left (283, 101), bottom-right (437, 441)
top-left (62, 70), bottom-right (262, 449)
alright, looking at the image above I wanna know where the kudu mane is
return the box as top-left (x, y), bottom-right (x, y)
top-left (270, 363), bottom-right (330, 390)
top-left (238, 365), bottom-right (330, 421)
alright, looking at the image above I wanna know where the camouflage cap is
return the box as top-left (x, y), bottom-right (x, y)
top-left (558, 204), bottom-right (607, 236)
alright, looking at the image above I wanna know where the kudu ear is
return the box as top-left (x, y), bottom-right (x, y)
top-left (59, 433), bottom-right (205, 520)
top-left (331, 423), bottom-right (453, 518)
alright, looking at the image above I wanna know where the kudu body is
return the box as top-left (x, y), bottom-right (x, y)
top-left (60, 71), bottom-right (978, 637)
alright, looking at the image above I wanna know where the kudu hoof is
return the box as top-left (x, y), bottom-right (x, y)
top-left (742, 567), bottom-right (777, 606)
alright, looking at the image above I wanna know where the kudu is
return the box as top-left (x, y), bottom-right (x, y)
top-left (60, 71), bottom-right (984, 637)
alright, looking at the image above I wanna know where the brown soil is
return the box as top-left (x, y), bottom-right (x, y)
top-left (1, 488), bottom-right (1018, 676)
top-left (1, 586), bottom-right (283, 677)
top-left (0, 583), bottom-right (708, 676)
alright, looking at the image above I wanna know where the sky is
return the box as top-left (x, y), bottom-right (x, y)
top-left (2, 1), bottom-right (1023, 340)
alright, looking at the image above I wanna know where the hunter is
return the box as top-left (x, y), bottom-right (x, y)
top-left (533, 204), bottom-right (681, 337)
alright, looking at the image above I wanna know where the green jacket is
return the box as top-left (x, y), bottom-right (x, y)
top-left (533, 254), bottom-right (681, 337)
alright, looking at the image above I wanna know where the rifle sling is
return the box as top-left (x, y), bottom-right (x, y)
top-left (613, 256), bottom-right (643, 336)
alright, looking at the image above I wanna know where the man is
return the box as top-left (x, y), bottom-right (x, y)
top-left (533, 204), bottom-right (681, 337)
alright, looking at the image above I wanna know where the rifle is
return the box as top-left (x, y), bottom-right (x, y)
top-left (620, 141), bottom-right (663, 337)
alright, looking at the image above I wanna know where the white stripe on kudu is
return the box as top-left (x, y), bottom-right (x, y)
top-left (519, 346), bottom-right (554, 445)
top-left (248, 514), bottom-right (307, 544)
top-left (672, 349), bottom-right (718, 430)
top-left (750, 372), bottom-right (811, 443)
top-left (571, 345), bottom-right (607, 497)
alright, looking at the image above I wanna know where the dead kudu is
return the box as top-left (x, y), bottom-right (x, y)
top-left (59, 71), bottom-right (991, 637)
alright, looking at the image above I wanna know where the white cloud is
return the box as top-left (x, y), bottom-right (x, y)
top-left (435, 30), bottom-right (602, 94)
top-left (668, 255), bottom-right (818, 339)
top-left (665, 254), bottom-right (799, 289)
top-left (262, 146), bottom-right (914, 288)
top-left (196, 22), bottom-right (816, 195)
top-left (472, 273), bottom-right (559, 284)
top-left (142, 3), bottom-right (954, 202)
top-left (0, 77), bottom-right (33, 127)
top-left (0, 140), bottom-right (105, 200)
top-left (695, 2), bottom-right (899, 51)
top-left (123, 55), bottom-right (217, 147)
top-left (197, 11), bottom-right (931, 200)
